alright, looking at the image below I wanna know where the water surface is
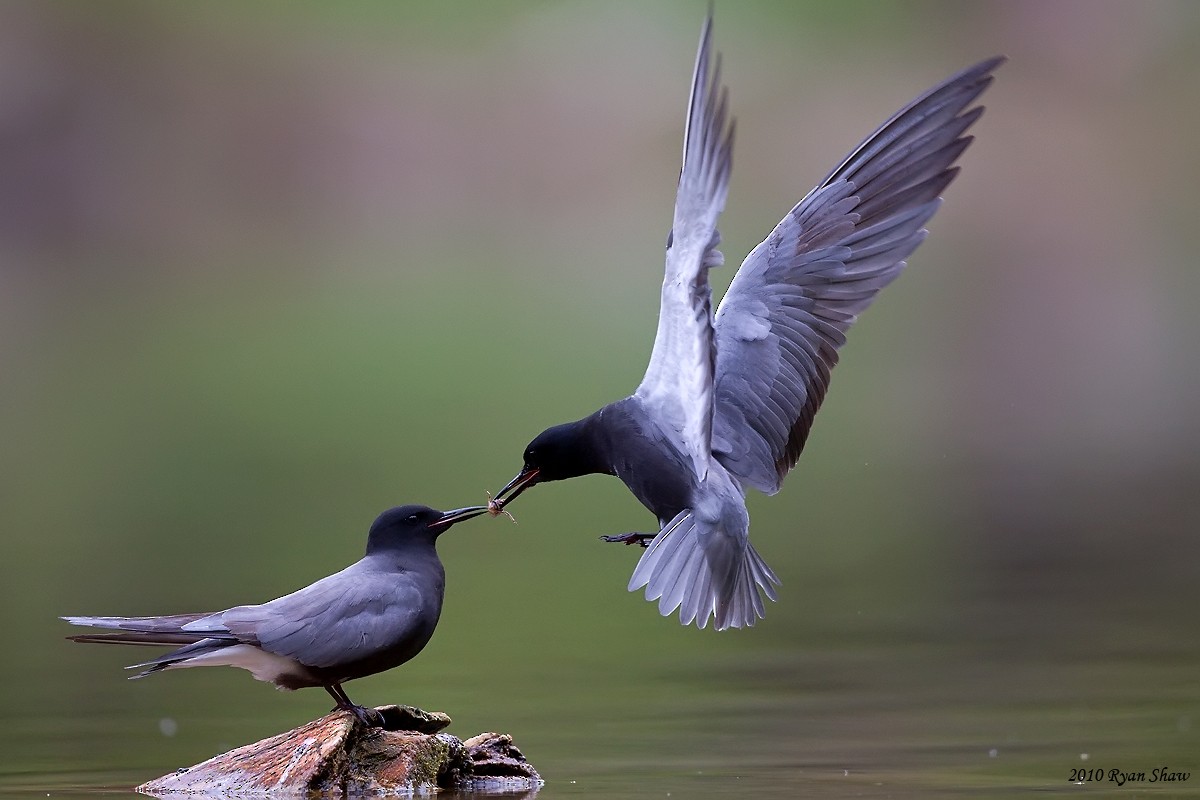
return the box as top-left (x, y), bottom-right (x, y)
top-left (6, 585), bottom-right (1198, 798)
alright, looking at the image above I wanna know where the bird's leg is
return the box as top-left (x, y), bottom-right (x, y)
top-left (600, 532), bottom-right (656, 547)
top-left (325, 683), bottom-right (384, 727)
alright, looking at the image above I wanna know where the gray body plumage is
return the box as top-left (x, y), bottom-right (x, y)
top-left (63, 504), bottom-right (485, 712)
top-left (504, 18), bottom-right (1001, 631)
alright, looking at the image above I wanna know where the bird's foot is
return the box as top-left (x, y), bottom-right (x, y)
top-left (335, 703), bottom-right (385, 728)
top-left (600, 532), bottom-right (656, 548)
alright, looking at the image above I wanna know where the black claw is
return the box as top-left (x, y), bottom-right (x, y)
top-left (336, 703), bottom-right (384, 727)
top-left (600, 532), bottom-right (656, 547)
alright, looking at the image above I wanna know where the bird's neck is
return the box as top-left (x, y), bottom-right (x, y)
top-left (565, 413), bottom-right (616, 478)
top-left (365, 538), bottom-right (443, 573)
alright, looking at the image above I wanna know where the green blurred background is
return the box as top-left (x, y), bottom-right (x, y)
top-left (2, 1), bottom-right (1198, 796)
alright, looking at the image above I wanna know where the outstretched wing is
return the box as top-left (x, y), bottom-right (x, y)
top-left (635, 14), bottom-right (735, 480)
top-left (712, 56), bottom-right (1004, 494)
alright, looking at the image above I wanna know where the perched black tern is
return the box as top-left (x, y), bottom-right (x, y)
top-left (63, 504), bottom-right (488, 725)
top-left (491, 16), bottom-right (1002, 630)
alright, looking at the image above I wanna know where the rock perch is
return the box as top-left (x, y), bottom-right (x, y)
top-left (136, 705), bottom-right (541, 796)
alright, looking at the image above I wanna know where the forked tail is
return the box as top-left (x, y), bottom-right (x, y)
top-left (627, 511), bottom-right (779, 630)
top-left (62, 613), bottom-right (234, 678)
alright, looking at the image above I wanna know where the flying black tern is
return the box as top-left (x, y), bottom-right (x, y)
top-left (491, 16), bottom-right (1003, 630)
top-left (63, 504), bottom-right (488, 725)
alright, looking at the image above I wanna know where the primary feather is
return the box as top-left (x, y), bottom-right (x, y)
top-left (636, 14), bottom-right (735, 482)
top-left (711, 57), bottom-right (1004, 495)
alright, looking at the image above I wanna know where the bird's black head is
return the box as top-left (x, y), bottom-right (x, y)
top-left (365, 504), bottom-right (488, 554)
top-left (491, 418), bottom-right (608, 510)
top-left (523, 421), bottom-right (606, 481)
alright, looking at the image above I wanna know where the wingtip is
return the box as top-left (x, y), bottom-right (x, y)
top-left (958, 55), bottom-right (1007, 91)
top-left (962, 54), bottom-right (1007, 78)
top-left (697, 7), bottom-right (714, 60)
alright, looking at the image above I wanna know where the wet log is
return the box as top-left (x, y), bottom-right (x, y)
top-left (136, 705), bottom-right (541, 796)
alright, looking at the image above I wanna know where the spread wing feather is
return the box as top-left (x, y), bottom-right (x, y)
top-left (635, 14), bottom-right (735, 480)
top-left (712, 56), bottom-right (1004, 494)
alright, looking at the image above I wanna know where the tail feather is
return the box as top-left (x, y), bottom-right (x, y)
top-left (124, 638), bottom-right (236, 679)
top-left (659, 541), bottom-right (705, 621)
top-left (748, 543), bottom-right (781, 599)
top-left (67, 632), bottom-right (209, 647)
top-left (634, 515), bottom-right (688, 597)
top-left (648, 522), bottom-right (698, 606)
top-left (62, 613), bottom-right (214, 633)
top-left (62, 613), bottom-right (238, 679)
top-left (628, 510), bottom-right (779, 630)
top-left (716, 542), bottom-right (778, 630)
top-left (680, 552), bottom-right (715, 628)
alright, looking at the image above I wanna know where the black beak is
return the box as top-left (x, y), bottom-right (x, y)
top-left (430, 505), bottom-right (490, 530)
top-left (491, 466), bottom-right (541, 510)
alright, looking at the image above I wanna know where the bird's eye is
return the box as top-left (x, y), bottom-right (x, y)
top-left (405, 514), bottom-right (419, 523)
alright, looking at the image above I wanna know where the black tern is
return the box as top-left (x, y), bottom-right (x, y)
top-left (491, 16), bottom-right (1002, 630)
top-left (63, 504), bottom-right (487, 725)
